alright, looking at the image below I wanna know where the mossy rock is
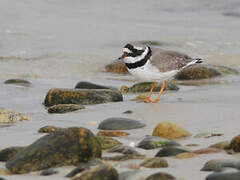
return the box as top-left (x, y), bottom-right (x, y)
top-left (0, 147), bottom-right (25, 162)
top-left (175, 64), bottom-right (238, 80)
top-left (152, 121), bottom-right (190, 140)
top-left (4, 79), bottom-right (31, 86)
top-left (75, 81), bottom-right (114, 90)
top-left (6, 127), bottom-right (101, 174)
top-left (105, 61), bottom-right (128, 74)
top-left (155, 147), bottom-right (189, 157)
top-left (145, 172), bottom-right (176, 180)
top-left (103, 154), bottom-right (145, 161)
top-left (120, 81), bottom-right (179, 94)
top-left (71, 164), bottom-right (119, 180)
top-left (96, 136), bottom-right (121, 150)
top-left (209, 141), bottom-right (231, 150)
top-left (38, 126), bottom-right (62, 133)
top-left (206, 171), bottom-right (240, 180)
top-left (47, 104), bottom-right (85, 114)
top-left (230, 135), bottom-right (240, 152)
top-left (140, 157), bottom-right (168, 168)
top-left (201, 159), bottom-right (240, 172)
top-left (44, 88), bottom-right (123, 107)
top-left (97, 130), bottom-right (129, 137)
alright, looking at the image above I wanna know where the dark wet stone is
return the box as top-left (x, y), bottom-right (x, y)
top-left (0, 147), bottom-right (25, 162)
top-left (4, 79), bottom-right (31, 86)
top-left (145, 172), bottom-right (176, 180)
top-left (137, 136), bottom-right (180, 150)
top-left (66, 159), bottom-right (104, 177)
top-left (47, 104), bottom-right (85, 113)
top-left (230, 135), bottom-right (240, 152)
top-left (124, 81), bottom-right (179, 93)
top-left (140, 157), bottom-right (168, 168)
top-left (71, 164), bottom-right (119, 180)
top-left (206, 171), bottom-right (240, 180)
top-left (103, 154), bottom-right (145, 161)
top-left (155, 147), bottom-right (189, 157)
top-left (175, 64), bottom-right (238, 80)
top-left (108, 145), bottom-right (139, 155)
top-left (96, 136), bottom-right (121, 150)
top-left (44, 88), bottom-right (123, 107)
top-left (6, 127), bottom-right (101, 174)
top-left (223, 12), bottom-right (240, 18)
top-left (201, 159), bottom-right (240, 172)
top-left (98, 117), bottom-right (146, 130)
top-left (97, 130), bottom-right (129, 137)
top-left (123, 110), bottom-right (133, 114)
top-left (38, 126), bottom-right (62, 133)
top-left (75, 81), bottom-right (115, 90)
top-left (40, 168), bottom-right (58, 176)
top-left (0, 177), bottom-right (6, 180)
top-left (105, 61), bottom-right (128, 74)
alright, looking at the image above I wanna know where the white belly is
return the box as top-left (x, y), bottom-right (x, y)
top-left (128, 61), bottom-right (178, 82)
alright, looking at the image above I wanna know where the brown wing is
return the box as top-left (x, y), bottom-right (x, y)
top-left (150, 48), bottom-right (193, 72)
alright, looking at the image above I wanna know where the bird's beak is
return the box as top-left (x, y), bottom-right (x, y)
top-left (117, 53), bottom-right (127, 60)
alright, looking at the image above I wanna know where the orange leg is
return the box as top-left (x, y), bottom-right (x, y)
top-left (144, 82), bottom-right (156, 103)
top-left (151, 81), bottom-right (166, 103)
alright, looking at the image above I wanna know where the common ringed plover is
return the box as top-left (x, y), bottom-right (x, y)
top-left (118, 44), bottom-right (202, 103)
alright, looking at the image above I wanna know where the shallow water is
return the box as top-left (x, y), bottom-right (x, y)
top-left (0, 0), bottom-right (240, 179)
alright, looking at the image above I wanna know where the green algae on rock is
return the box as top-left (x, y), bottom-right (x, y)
top-left (38, 126), bottom-right (62, 133)
top-left (0, 108), bottom-right (31, 123)
top-left (47, 104), bottom-right (85, 114)
top-left (97, 130), bottom-right (129, 137)
top-left (145, 172), bottom-right (176, 180)
top-left (175, 64), bottom-right (238, 80)
top-left (44, 88), bottom-right (123, 107)
top-left (230, 135), bottom-right (240, 152)
top-left (0, 147), bottom-right (25, 162)
top-left (96, 136), bottom-right (121, 150)
top-left (71, 164), bottom-right (119, 180)
top-left (6, 127), bottom-right (101, 174)
top-left (140, 157), bottom-right (168, 168)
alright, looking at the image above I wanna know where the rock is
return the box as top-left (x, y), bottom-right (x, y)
top-left (0, 146), bottom-right (25, 162)
top-left (71, 164), bottom-right (119, 180)
top-left (0, 169), bottom-right (11, 175)
top-left (193, 148), bottom-right (222, 154)
top-left (175, 152), bottom-right (198, 159)
top-left (6, 127), bottom-right (101, 174)
top-left (145, 172), bottom-right (176, 180)
top-left (38, 126), bottom-right (62, 133)
top-left (44, 88), bottom-right (123, 107)
top-left (152, 122), bottom-right (190, 140)
top-left (105, 61), bottom-right (128, 74)
top-left (0, 177), bottom-right (6, 180)
top-left (103, 154), bottom-right (145, 161)
top-left (75, 81), bottom-right (114, 90)
top-left (201, 159), bottom-right (240, 172)
top-left (121, 81), bottom-right (179, 94)
top-left (47, 104), bottom-right (85, 113)
top-left (98, 117), bottom-right (146, 130)
top-left (40, 168), bottom-right (58, 176)
top-left (119, 170), bottom-right (139, 180)
top-left (0, 108), bottom-right (31, 123)
top-left (230, 135), bottom-right (240, 152)
top-left (4, 79), bottom-right (31, 86)
top-left (123, 110), bottom-right (133, 114)
top-left (137, 135), bottom-right (180, 150)
top-left (96, 136), bottom-right (121, 150)
top-left (97, 130), bottom-right (129, 137)
top-left (155, 147), bottom-right (189, 157)
top-left (140, 157), bottom-right (168, 168)
top-left (206, 171), bottom-right (240, 180)
top-left (66, 159), bottom-right (104, 177)
top-left (175, 64), bottom-right (238, 80)
top-left (209, 141), bottom-right (231, 150)
top-left (107, 145), bottom-right (139, 155)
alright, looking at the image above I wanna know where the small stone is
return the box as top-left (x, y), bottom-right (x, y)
top-left (123, 110), bottom-right (133, 114)
top-left (193, 148), bottom-right (222, 154)
top-left (155, 147), bottom-right (189, 157)
top-left (38, 126), bottom-right (61, 133)
top-left (0, 146), bottom-right (25, 162)
top-left (152, 121), bottom-right (190, 140)
top-left (105, 61), bottom-right (128, 74)
top-left (201, 159), bottom-right (240, 172)
top-left (98, 117), bottom-right (146, 130)
top-left (145, 172), bottom-right (176, 180)
top-left (206, 171), bottom-right (240, 180)
top-left (140, 157), bottom-right (168, 168)
top-left (40, 168), bottom-right (58, 176)
top-left (97, 130), bottom-right (129, 137)
top-left (230, 135), bottom-right (240, 152)
top-left (137, 136), bottom-right (180, 150)
top-left (209, 141), bottom-right (231, 150)
top-left (71, 165), bottom-right (119, 180)
top-left (0, 108), bottom-right (31, 123)
top-left (4, 79), bottom-right (31, 86)
top-left (96, 136), bottom-right (121, 150)
top-left (47, 104), bottom-right (85, 113)
top-left (107, 145), bottom-right (139, 155)
top-left (175, 152), bottom-right (198, 159)
top-left (75, 81), bottom-right (113, 90)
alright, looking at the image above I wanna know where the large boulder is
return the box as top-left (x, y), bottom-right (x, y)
top-left (6, 127), bottom-right (101, 174)
top-left (44, 88), bottom-right (123, 107)
top-left (152, 122), bottom-right (190, 140)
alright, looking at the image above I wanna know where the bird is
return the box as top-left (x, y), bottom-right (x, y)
top-left (118, 43), bottom-right (202, 103)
